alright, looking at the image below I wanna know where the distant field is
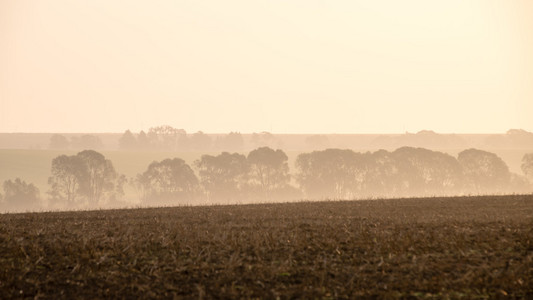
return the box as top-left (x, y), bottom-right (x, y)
top-left (1, 195), bottom-right (532, 298)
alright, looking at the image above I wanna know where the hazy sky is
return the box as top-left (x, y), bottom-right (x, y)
top-left (1, 0), bottom-right (532, 134)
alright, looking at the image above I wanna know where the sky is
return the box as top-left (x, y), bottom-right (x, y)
top-left (1, 0), bottom-right (532, 134)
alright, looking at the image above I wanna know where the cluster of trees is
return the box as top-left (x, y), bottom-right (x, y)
top-left (1, 150), bottom-right (125, 211)
top-left (485, 129), bottom-right (533, 149)
top-left (119, 126), bottom-right (286, 152)
top-left (119, 126), bottom-right (246, 152)
top-left (297, 148), bottom-right (531, 199)
top-left (37, 127), bottom-right (533, 152)
top-left (2, 147), bottom-right (533, 211)
top-left (135, 147), bottom-right (298, 204)
top-left (0, 178), bottom-right (41, 211)
top-left (47, 150), bottom-right (125, 208)
top-left (370, 129), bottom-right (533, 150)
top-left (134, 146), bottom-right (533, 204)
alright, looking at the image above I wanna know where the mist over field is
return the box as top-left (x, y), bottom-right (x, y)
top-left (1, 128), bottom-right (533, 213)
top-left (2, 0), bottom-right (533, 212)
top-left (2, 1), bottom-right (533, 298)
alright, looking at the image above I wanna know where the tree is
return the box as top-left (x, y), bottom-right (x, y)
top-left (195, 152), bottom-right (248, 201)
top-left (136, 158), bottom-right (198, 204)
top-left (137, 130), bottom-right (151, 149)
top-left (363, 150), bottom-right (399, 197)
top-left (485, 129), bottom-right (533, 149)
top-left (77, 150), bottom-right (120, 206)
top-left (148, 125), bottom-right (186, 150)
top-left (295, 149), bottom-right (368, 199)
top-left (49, 134), bottom-right (69, 149)
top-left (2, 178), bottom-right (40, 211)
top-left (48, 151), bottom-right (123, 208)
top-left (119, 130), bottom-right (138, 150)
top-left (48, 154), bottom-right (88, 207)
top-left (247, 147), bottom-right (291, 200)
top-left (391, 147), bottom-right (463, 196)
top-left (522, 153), bottom-right (533, 183)
top-left (458, 149), bottom-right (511, 194)
top-left (506, 129), bottom-right (533, 148)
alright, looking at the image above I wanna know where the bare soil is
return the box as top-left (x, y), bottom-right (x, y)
top-left (1, 195), bottom-right (532, 299)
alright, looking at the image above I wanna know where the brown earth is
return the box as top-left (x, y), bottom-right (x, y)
top-left (1, 195), bottom-right (533, 299)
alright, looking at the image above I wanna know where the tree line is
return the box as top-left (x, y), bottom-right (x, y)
top-left (44, 127), bottom-right (533, 152)
top-left (49, 127), bottom-right (247, 152)
top-left (2, 147), bottom-right (533, 211)
top-left (118, 126), bottom-right (281, 152)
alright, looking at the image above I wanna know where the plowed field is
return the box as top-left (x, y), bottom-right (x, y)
top-left (1, 195), bottom-right (532, 298)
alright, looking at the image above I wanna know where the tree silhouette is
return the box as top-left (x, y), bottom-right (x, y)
top-left (148, 125), bottom-right (186, 150)
top-left (485, 129), bottom-right (533, 149)
top-left (137, 130), bottom-right (151, 150)
top-left (391, 147), bottom-right (463, 196)
top-left (195, 152), bottom-right (248, 202)
top-left (77, 150), bottom-right (120, 206)
top-left (363, 150), bottom-right (398, 197)
top-left (522, 153), bottom-right (533, 183)
top-left (119, 130), bottom-right (138, 150)
top-left (48, 154), bottom-right (88, 207)
top-left (1, 178), bottom-right (40, 211)
top-left (458, 149), bottom-right (511, 194)
top-left (136, 158), bottom-right (198, 204)
top-left (296, 149), bottom-right (368, 199)
top-left (48, 151), bottom-right (122, 208)
top-left (247, 147), bottom-right (291, 200)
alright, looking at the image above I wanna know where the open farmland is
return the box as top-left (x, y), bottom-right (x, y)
top-left (1, 195), bottom-right (533, 298)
